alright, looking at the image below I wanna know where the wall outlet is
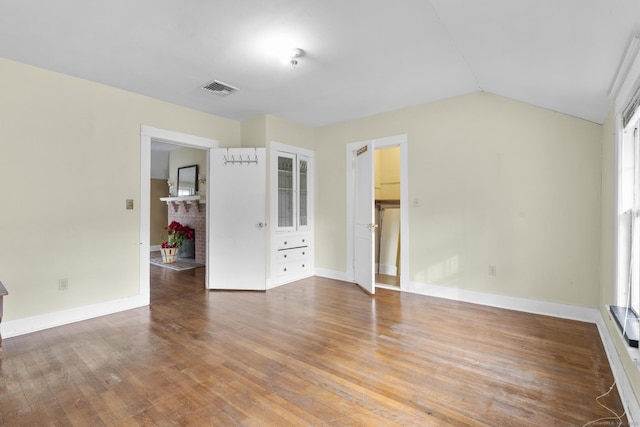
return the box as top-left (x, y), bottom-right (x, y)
top-left (488, 266), bottom-right (497, 277)
top-left (126, 199), bottom-right (134, 210)
top-left (58, 278), bottom-right (69, 291)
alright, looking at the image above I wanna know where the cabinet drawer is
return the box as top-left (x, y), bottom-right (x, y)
top-left (276, 247), bottom-right (309, 263)
top-left (275, 234), bottom-right (309, 250)
top-left (275, 260), bottom-right (311, 277)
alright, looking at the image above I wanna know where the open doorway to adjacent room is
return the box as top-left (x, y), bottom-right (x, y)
top-left (346, 134), bottom-right (408, 295)
top-left (374, 146), bottom-right (401, 290)
top-left (150, 141), bottom-right (208, 271)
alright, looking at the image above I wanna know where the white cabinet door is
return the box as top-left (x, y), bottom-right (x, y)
top-left (208, 148), bottom-right (266, 290)
top-left (275, 152), bottom-right (297, 232)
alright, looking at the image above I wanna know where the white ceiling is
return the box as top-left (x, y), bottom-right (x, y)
top-left (1, 0), bottom-right (639, 127)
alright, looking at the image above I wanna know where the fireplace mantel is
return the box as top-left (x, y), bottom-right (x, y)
top-left (160, 195), bottom-right (206, 213)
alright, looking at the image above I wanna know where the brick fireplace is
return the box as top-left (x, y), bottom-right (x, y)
top-left (165, 200), bottom-right (206, 265)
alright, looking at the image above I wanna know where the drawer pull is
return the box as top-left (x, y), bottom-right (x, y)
top-left (284, 267), bottom-right (287, 272)
top-left (302, 252), bottom-right (305, 255)
top-left (302, 264), bottom-right (305, 267)
top-left (284, 254), bottom-right (287, 258)
top-left (284, 241), bottom-right (287, 245)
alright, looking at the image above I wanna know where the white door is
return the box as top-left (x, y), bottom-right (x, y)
top-left (208, 148), bottom-right (266, 290)
top-left (353, 142), bottom-right (375, 294)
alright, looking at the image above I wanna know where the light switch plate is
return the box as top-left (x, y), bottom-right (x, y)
top-left (126, 199), bottom-right (134, 210)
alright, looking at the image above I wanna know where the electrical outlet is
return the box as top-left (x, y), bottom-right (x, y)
top-left (58, 278), bottom-right (69, 291)
top-left (126, 199), bottom-right (134, 210)
top-left (488, 266), bottom-right (497, 277)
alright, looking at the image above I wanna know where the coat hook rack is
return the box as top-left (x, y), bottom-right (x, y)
top-left (223, 148), bottom-right (259, 165)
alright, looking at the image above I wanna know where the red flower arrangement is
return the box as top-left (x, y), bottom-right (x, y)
top-left (161, 221), bottom-right (194, 248)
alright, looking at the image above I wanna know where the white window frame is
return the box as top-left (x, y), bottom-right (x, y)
top-left (617, 109), bottom-right (640, 314)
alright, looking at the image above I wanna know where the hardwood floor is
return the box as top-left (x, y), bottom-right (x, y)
top-left (0, 266), bottom-right (627, 426)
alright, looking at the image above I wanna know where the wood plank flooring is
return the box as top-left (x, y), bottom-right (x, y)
top-left (0, 265), bottom-right (627, 426)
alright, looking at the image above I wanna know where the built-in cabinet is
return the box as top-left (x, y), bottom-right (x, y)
top-left (270, 142), bottom-right (314, 287)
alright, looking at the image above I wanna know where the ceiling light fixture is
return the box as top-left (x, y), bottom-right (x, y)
top-left (283, 48), bottom-right (304, 69)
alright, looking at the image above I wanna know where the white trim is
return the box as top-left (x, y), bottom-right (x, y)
top-left (140, 133), bottom-right (151, 304)
top-left (609, 35), bottom-right (640, 104)
top-left (140, 125), bottom-right (218, 294)
top-left (314, 268), bottom-right (348, 282)
top-left (270, 140), bottom-right (314, 158)
top-left (141, 125), bottom-right (219, 149)
top-left (596, 310), bottom-right (640, 424)
top-left (346, 134), bottom-right (409, 288)
top-left (406, 280), bottom-right (600, 322)
top-left (375, 136), bottom-right (410, 289)
top-left (2, 294), bottom-right (148, 338)
top-left (150, 244), bottom-right (161, 252)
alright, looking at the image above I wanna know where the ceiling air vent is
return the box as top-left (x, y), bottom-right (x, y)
top-left (202, 80), bottom-right (239, 97)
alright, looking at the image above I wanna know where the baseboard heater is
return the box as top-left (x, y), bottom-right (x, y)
top-left (610, 305), bottom-right (640, 348)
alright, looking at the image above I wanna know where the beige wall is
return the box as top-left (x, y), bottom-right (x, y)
top-left (240, 115), bottom-right (267, 148)
top-left (240, 114), bottom-right (315, 150)
top-left (265, 114), bottom-right (315, 151)
top-left (315, 92), bottom-right (602, 307)
top-left (168, 147), bottom-right (207, 195)
top-left (599, 108), bottom-right (640, 400)
top-left (150, 179), bottom-right (169, 246)
top-left (375, 147), bottom-right (401, 200)
top-left (0, 58), bottom-right (240, 321)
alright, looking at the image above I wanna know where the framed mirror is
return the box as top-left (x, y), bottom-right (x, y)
top-left (177, 165), bottom-right (198, 196)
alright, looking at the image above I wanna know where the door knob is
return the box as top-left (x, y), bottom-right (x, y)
top-left (366, 223), bottom-right (378, 230)
top-left (257, 222), bottom-right (266, 228)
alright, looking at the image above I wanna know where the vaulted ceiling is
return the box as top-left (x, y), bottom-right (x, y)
top-left (1, 0), bottom-right (639, 127)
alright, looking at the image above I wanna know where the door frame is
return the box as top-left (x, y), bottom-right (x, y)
top-left (140, 126), bottom-right (218, 301)
top-left (346, 134), bottom-right (409, 290)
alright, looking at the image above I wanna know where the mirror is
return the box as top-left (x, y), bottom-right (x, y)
top-left (177, 165), bottom-right (198, 196)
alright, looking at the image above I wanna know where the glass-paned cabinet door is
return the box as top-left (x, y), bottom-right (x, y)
top-left (298, 156), bottom-right (309, 229)
top-left (277, 152), bottom-right (296, 230)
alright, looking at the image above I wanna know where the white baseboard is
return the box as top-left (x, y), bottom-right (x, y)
top-left (379, 264), bottom-right (397, 276)
top-left (266, 274), bottom-right (309, 290)
top-left (314, 268), bottom-right (348, 282)
top-left (2, 294), bottom-right (149, 339)
top-left (406, 281), bottom-right (599, 322)
top-left (596, 310), bottom-right (640, 424)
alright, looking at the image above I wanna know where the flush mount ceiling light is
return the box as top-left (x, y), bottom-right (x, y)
top-left (282, 48), bottom-right (304, 69)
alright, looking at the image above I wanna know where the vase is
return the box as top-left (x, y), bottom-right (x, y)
top-left (160, 247), bottom-right (178, 264)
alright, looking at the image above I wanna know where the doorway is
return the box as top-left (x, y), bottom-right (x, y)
top-left (140, 126), bottom-right (217, 303)
top-left (346, 134), bottom-right (409, 293)
top-left (375, 146), bottom-right (401, 289)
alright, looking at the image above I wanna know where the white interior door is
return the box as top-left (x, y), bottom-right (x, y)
top-left (354, 143), bottom-right (375, 294)
top-left (208, 148), bottom-right (266, 290)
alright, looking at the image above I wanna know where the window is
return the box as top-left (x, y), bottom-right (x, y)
top-left (618, 102), bottom-right (640, 315)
